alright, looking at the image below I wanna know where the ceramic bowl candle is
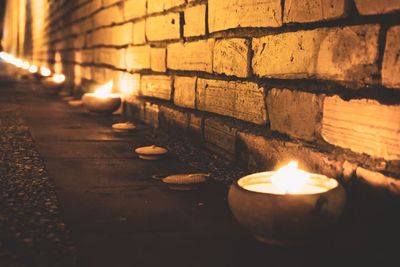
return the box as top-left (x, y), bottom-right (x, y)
top-left (228, 162), bottom-right (346, 246)
top-left (82, 80), bottom-right (121, 114)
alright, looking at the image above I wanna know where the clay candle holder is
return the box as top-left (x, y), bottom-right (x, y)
top-left (135, 145), bottom-right (167, 160)
top-left (162, 173), bottom-right (208, 190)
top-left (112, 122), bottom-right (136, 134)
top-left (228, 161), bottom-right (346, 246)
top-left (82, 80), bottom-right (121, 114)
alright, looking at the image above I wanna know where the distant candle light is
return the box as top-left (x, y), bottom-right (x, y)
top-left (53, 74), bottom-right (65, 83)
top-left (40, 67), bottom-right (51, 77)
top-left (29, 65), bottom-right (38, 73)
top-left (22, 61), bottom-right (30, 69)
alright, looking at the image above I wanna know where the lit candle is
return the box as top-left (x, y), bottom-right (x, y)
top-left (29, 65), bottom-right (38, 73)
top-left (228, 161), bottom-right (346, 245)
top-left (40, 66), bottom-right (51, 77)
top-left (81, 80), bottom-right (121, 114)
top-left (241, 161), bottom-right (338, 195)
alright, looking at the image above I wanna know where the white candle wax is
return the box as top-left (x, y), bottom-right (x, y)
top-left (243, 182), bottom-right (329, 195)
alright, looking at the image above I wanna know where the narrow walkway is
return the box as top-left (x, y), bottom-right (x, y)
top-left (1, 61), bottom-right (399, 267)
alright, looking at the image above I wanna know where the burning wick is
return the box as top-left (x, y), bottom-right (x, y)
top-left (29, 65), bottom-right (38, 73)
top-left (53, 74), bottom-right (65, 83)
top-left (40, 67), bottom-right (51, 77)
top-left (270, 161), bottom-right (309, 194)
top-left (94, 80), bottom-right (114, 99)
top-left (22, 61), bottom-right (30, 70)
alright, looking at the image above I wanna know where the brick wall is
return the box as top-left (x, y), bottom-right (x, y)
top-left (3, 0), bottom-right (400, 193)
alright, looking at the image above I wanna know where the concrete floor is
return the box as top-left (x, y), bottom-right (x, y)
top-left (1, 61), bottom-right (400, 267)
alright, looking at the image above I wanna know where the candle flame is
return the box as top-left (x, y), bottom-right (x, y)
top-left (53, 74), bottom-right (65, 83)
top-left (22, 61), bottom-right (30, 69)
top-left (94, 80), bottom-right (113, 99)
top-left (40, 67), bottom-right (51, 77)
top-left (29, 65), bottom-right (38, 73)
top-left (270, 161), bottom-right (310, 194)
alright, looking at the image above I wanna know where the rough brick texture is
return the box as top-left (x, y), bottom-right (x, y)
top-left (252, 25), bottom-right (380, 83)
top-left (209, 0), bottom-right (282, 32)
top-left (126, 45), bottom-right (151, 71)
top-left (150, 48), bottom-right (167, 72)
top-left (133, 21), bottom-right (146, 45)
top-left (354, 0), bottom-right (400, 15)
top-left (146, 13), bottom-right (180, 41)
top-left (168, 39), bottom-right (214, 72)
top-left (284, 0), bottom-right (350, 23)
top-left (184, 4), bottom-right (206, 37)
top-left (124, 0), bottom-right (146, 20)
top-left (174, 76), bottom-right (196, 109)
top-left (197, 79), bottom-right (267, 125)
top-left (204, 117), bottom-right (237, 160)
top-left (213, 38), bottom-right (250, 78)
top-left (322, 96), bottom-right (400, 160)
top-left (267, 88), bottom-right (324, 141)
top-left (382, 26), bottom-right (400, 88)
top-left (141, 75), bottom-right (172, 100)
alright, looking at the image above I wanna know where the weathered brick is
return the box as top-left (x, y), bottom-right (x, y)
top-left (94, 47), bottom-right (125, 69)
top-left (133, 20), bottom-right (146, 45)
top-left (382, 26), bottom-right (400, 88)
top-left (148, 0), bottom-right (164, 13)
top-left (252, 25), bottom-right (380, 83)
top-left (354, 0), bottom-right (400, 15)
top-left (93, 5), bottom-right (124, 28)
top-left (164, 0), bottom-right (185, 10)
top-left (184, 4), bottom-right (206, 37)
top-left (141, 75), bottom-right (172, 100)
top-left (114, 72), bottom-right (141, 99)
top-left (204, 117), bottom-right (237, 160)
top-left (208, 0), bottom-right (282, 33)
top-left (125, 45), bottom-right (151, 71)
top-left (174, 76), bottom-right (196, 109)
top-left (150, 48), bottom-right (166, 72)
top-left (160, 105), bottom-right (190, 131)
top-left (267, 88), bottom-right (324, 141)
top-left (124, 0), bottom-right (146, 20)
top-left (284, 0), bottom-right (350, 23)
top-left (144, 102), bottom-right (160, 128)
top-left (322, 96), bottom-right (400, 160)
top-left (213, 38), bottom-right (250, 78)
top-left (237, 131), bottom-right (344, 177)
top-left (146, 13), bottom-right (180, 41)
top-left (109, 23), bottom-right (133, 46)
top-left (197, 79), bottom-right (267, 125)
top-left (167, 39), bottom-right (214, 72)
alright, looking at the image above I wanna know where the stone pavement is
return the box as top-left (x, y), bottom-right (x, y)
top-left (1, 60), bottom-right (399, 267)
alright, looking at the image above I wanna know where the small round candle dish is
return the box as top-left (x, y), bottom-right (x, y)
top-left (112, 122), bottom-right (136, 134)
top-left (162, 173), bottom-right (208, 191)
top-left (81, 93), bottom-right (121, 114)
top-left (228, 163), bottom-right (346, 246)
top-left (135, 145), bottom-right (167, 160)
